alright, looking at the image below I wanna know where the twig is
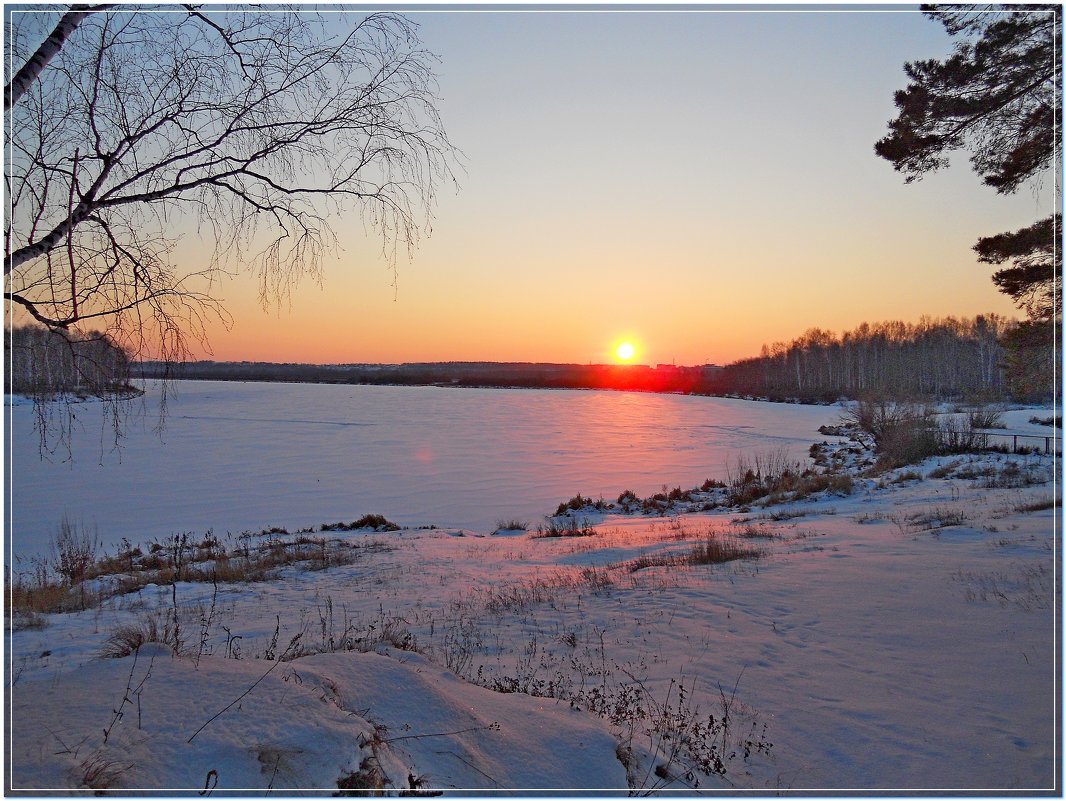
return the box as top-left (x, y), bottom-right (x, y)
top-left (432, 750), bottom-right (499, 786)
top-left (266, 754), bottom-right (281, 791)
top-left (383, 722), bottom-right (500, 745)
top-left (187, 635), bottom-right (301, 743)
top-left (103, 648), bottom-right (153, 743)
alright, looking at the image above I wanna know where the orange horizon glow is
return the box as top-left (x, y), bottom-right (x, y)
top-left (7, 11), bottom-right (1048, 373)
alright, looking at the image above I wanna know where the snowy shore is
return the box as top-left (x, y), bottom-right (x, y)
top-left (7, 431), bottom-right (1059, 794)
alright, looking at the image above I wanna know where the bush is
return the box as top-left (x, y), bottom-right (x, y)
top-left (1029, 415), bottom-right (1062, 427)
top-left (533, 518), bottom-right (595, 538)
top-left (555, 493), bottom-right (595, 516)
top-left (321, 514), bottom-right (400, 532)
top-left (848, 397), bottom-right (1000, 470)
top-left (967, 406), bottom-right (1006, 430)
top-left (494, 519), bottom-right (527, 532)
top-left (52, 517), bottom-right (98, 585)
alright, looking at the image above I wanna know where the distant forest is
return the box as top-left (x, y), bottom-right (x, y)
top-left (715, 315), bottom-right (1025, 402)
top-left (5, 325), bottom-right (134, 397)
top-left (135, 314), bottom-right (1050, 403)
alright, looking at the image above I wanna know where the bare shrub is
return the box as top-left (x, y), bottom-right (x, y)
top-left (321, 514), bottom-right (400, 532)
top-left (848, 398), bottom-right (1015, 470)
top-left (967, 406), bottom-right (1006, 430)
top-left (52, 516), bottom-right (98, 585)
top-left (842, 398), bottom-right (933, 449)
top-left (494, 519), bottom-right (527, 532)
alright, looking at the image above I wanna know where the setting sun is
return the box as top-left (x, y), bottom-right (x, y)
top-left (615, 342), bottom-right (636, 361)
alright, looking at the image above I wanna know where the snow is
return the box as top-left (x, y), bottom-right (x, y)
top-left (10, 646), bottom-right (625, 793)
top-left (5, 386), bottom-right (1059, 793)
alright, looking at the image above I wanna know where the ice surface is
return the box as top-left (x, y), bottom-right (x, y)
top-left (7, 381), bottom-right (839, 559)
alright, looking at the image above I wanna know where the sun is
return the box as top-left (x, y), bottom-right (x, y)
top-left (615, 342), bottom-right (636, 361)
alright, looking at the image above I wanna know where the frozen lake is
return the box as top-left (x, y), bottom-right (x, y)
top-left (6, 380), bottom-right (838, 561)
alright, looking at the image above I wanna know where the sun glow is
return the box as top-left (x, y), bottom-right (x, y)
top-left (615, 341), bottom-right (636, 362)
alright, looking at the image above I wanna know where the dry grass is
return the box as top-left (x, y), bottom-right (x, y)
top-left (723, 450), bottom-right (854, 507)
top-left (626, 537), bottom-right (763, 573)
top-left (532, 518), bottom-right (596, 538)
top-left (77, 754), bottom-right (133, 790)
top-left (101, 612), bottom-right (180, 658)
top-left (9, 523), bottom-right (394, 622)
top-left (1012, 495), bottom-right (1055, 514)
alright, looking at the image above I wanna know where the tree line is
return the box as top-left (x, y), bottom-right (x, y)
top-left (135, 313), bottom-right (1047, 402)
top-left (5, 324), bottom-right (133, 397)
top-left (708, 315), bottom-right (1036, 402)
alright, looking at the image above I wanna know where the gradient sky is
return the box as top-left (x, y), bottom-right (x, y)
top-left (180, 6), bottom-right (1055, 366)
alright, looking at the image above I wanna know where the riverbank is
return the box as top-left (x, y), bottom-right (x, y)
top-left (7, 432), bottom-right (1058, 794)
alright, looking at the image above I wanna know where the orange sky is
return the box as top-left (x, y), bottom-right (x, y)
top-left (146, 11), bottom-right (1053, 366)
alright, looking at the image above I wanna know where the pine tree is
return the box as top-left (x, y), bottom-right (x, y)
top-left (876, 5), bottom-right (1061, 398)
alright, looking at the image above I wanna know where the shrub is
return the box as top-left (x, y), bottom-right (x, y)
top-left (842, 398), bottom-right (934, 450)
top-left (875, 415), bottom-right (941, 469)
top-left (1029, 415), bottom-right (1062, 427)
top-left (788, 472), bottom-right (853, 500)
top-left (494, 519), bottom-right (527, 532)
top-left (967, 406), bottom-right (1006, 430)
top-left (321, 514), bottom-right (400, 532)
top-left (725, 451), bottom-right (850, 506)
top-left (52, 517), bottom-right (98, 585)
top-left (555, 493), bottom-right (594, 516)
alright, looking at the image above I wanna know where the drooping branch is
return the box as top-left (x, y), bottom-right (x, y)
top-left (4, 6), bottom-right (458, 369)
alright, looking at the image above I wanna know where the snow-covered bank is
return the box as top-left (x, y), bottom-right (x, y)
top-left (7, 448), bottom-right (1059, 794)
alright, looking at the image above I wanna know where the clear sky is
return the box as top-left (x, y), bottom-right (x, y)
top-left (187, 6), bottom-right (1056, 366)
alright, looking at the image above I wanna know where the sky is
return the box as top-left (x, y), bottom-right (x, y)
top-left (125, 7), bottom-right (1061, 365)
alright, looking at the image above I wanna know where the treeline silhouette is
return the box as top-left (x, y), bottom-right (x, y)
top-left (137, 360), bottom-right (719, 395)
top-left (712, 315), bottom-right (1022, 402)
top-left (5, 325), bottom-right (134, 397)
top-left (135, 314), bottom-right (1047, 402)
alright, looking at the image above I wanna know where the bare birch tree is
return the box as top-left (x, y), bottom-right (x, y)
top-left (4, 7), bottom-right (456, 365)
top-left (4, 4), bottom-right (457, 451)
